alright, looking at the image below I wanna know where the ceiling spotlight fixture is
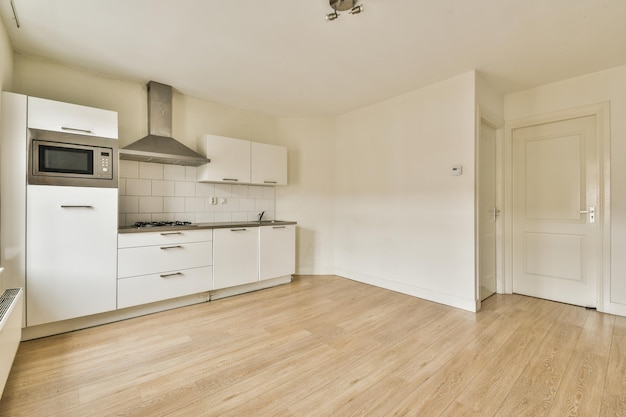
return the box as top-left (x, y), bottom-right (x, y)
top-left (326, 0), bottom-right (364, 22)
top-left (325, 11), bottom-right (339, 21)
top-left (349, 5), bottom-right (364, 15)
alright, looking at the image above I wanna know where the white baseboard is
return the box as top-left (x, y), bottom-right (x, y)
top-left (334, 269), bottom-right (479, 312)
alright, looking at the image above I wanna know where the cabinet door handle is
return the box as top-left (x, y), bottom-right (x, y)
top-left (263, 180), bottom-right (277, 184)
top-left (160, 272), bottom-right (183, 278)
top-left (61, 126), bottom-right (93, 134)
top-left (230, 228), bottom-right (247, 232)
top-left (272, 226), bottom-right (286, 229)
top-left (160, 232), bottom-right (183, 236)
top-left (61, 205), bottom-right (93, 208)
top-left (222, 178), bottom-right (239, 182)
top-left (160, 245), bottom-right (183, 250)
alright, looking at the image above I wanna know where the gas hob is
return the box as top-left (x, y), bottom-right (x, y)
top-left (132, 221), bottom-right (196, 229)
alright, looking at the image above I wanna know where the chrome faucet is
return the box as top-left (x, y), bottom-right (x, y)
top-left (258, 211), bottom-right (265, 222)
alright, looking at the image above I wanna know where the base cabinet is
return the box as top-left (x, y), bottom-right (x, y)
top-left (213, 227), bottom-right (259, 290)
top-left (117, 229), bottom-right (213, 308)
top-left (260, 225), bottom-right (296, 280)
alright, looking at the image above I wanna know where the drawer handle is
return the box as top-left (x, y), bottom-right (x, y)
top-left (222, 178), bottom-right (239, 182)
top-left (160, 245), bottom-right (183, 250)
top-left (263, 180), bottom-right (277, 184)
top-left (230, 228), bottom-right (247, 232)
top-left (272, 226), bottom-right (286, 229)
top-left (61, 126), bottom-right (93, 134)
top-left (160, 272), bottom-right (183, 278)
top-left (61, 205), bottom-right (93, 208)
top-left (160, 232), bottom-right (183, 236)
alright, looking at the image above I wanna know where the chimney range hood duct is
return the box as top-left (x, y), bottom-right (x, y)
top-left (119, 81), bottom-right (210, 167)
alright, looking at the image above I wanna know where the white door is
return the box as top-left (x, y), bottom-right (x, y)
top-left (512, 116), bottom-right (599, 307)
top-left (479, 121), bottom-right (497, 301)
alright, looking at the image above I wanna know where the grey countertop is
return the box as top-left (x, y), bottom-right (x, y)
top-left (118, 220), bottom-right (297, 234)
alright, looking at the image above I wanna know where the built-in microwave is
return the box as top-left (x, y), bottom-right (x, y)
top-left (28, 129), bottom-right (118, 188)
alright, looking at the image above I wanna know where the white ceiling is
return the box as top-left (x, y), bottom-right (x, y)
top-left (1, 0), bottom-right (626, 117)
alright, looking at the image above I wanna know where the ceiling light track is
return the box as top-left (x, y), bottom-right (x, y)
top-left (326, 0), bottom-right (364, 22)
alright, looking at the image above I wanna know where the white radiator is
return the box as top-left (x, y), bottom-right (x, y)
top-left (0, 288), bottom-right (23, 399)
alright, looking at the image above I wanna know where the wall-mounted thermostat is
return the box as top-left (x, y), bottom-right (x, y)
top-left (451, 165), bottom-right (463, 176)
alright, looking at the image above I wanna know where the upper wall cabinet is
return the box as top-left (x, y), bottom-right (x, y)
top-left (197, 134), bottom-right (251, 184)
top-left (197, 134), bottom-right (287, 185)
top-left (251, 142), bottom-right (287, 186)
top-left (27, 97), bottom-right (118, 139)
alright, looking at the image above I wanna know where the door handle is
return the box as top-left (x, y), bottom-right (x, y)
top-left (492, 206), bottom-right (501, 222)
top-left (579, 206), bottom-right (596, 223)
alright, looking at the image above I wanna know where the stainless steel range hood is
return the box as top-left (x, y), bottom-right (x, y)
top-left (119, 81), bottom-right (210, 167)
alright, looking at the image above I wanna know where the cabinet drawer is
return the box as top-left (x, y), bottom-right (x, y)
top-left (118, 241), bottom-right (213, 278)
top-left (27, 96), bottom-right (118, 139)
top-left (117, 266), bottom-right (212, 309)
top-left (118, 229), bottom-right (213, 248)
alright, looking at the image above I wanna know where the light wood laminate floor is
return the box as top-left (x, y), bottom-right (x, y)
top-left (1, 275), bottom-right (625, 416)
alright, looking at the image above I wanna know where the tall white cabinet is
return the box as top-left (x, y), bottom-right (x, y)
top-left (26, 186), bottom-right (118, 326)
top-left (0, 93), bottom-right (119, 328)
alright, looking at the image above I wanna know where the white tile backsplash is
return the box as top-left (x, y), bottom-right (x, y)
top-left (164, 197), bottom-right (185, 213)
top-left (185, 166), bottom-right (197, 181)
top-left (139, 196), bottom-right (164, 213)
top-left (185, 197), bottom-right (205, 213)
top-left (118, 162), bottom-right (276, 226)
top-left (120, 160), bottom-right (139, 178)
top-left (139, 162), bottom-right (164, 180)
top-left (175, 181), bottom-right (196, 197)
top-left (119, 196), bottom-right (139, 213)
top-left (214, 183), bottom-right (232, 198)
top-left (164, 165), bottom-right (186, 181)
top-left (248, 186), bottom-right (264, 198)
top-left (152, 180), bottom-right (175, 196)
top-left (126, 179), bottom-right (151, 196)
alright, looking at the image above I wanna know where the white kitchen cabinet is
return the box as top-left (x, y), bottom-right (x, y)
top-left (213, 227), bottom-right (259, 289)
top-left (197, 134), bottom-right (251, 184)
top-left (117, 229), bottom-right (213, 309)
top-left (118, 267), bottom-right (212, 309)
top-left (118, 229), bottom-right (213, 249)
top-left (251, 142), bottom-right (287, 185)
top-left (26, 185), bottom-right (118, 326)
top-left (27, 96), bottom-right (118, 139)
top-left (259, 225), bottom-right (296, 281)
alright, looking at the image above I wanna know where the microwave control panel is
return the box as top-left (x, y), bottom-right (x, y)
top-left (97, 149), bottom-right (113, 178)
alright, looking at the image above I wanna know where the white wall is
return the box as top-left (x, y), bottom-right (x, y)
top-left (0, 16), bottom-right (13, 291)
top-left (12, 55), bottom-right (278, 151)
top-left (333, 71), bottom-right (479, 311)
top-left (0, 18), bottom-right (11, 92)
top-left (275, 118), bottom-right (336, 274)
top-left (505, 64), bottom-right (626, 313)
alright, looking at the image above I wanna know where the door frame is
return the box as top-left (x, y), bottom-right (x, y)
top-left (503, 102), bottom-right (611, 312)
top-left (475, 106), bottom-right (504, 311)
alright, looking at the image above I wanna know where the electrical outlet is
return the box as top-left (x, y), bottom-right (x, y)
top-left (210, 197), bottom-right (218, 205)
